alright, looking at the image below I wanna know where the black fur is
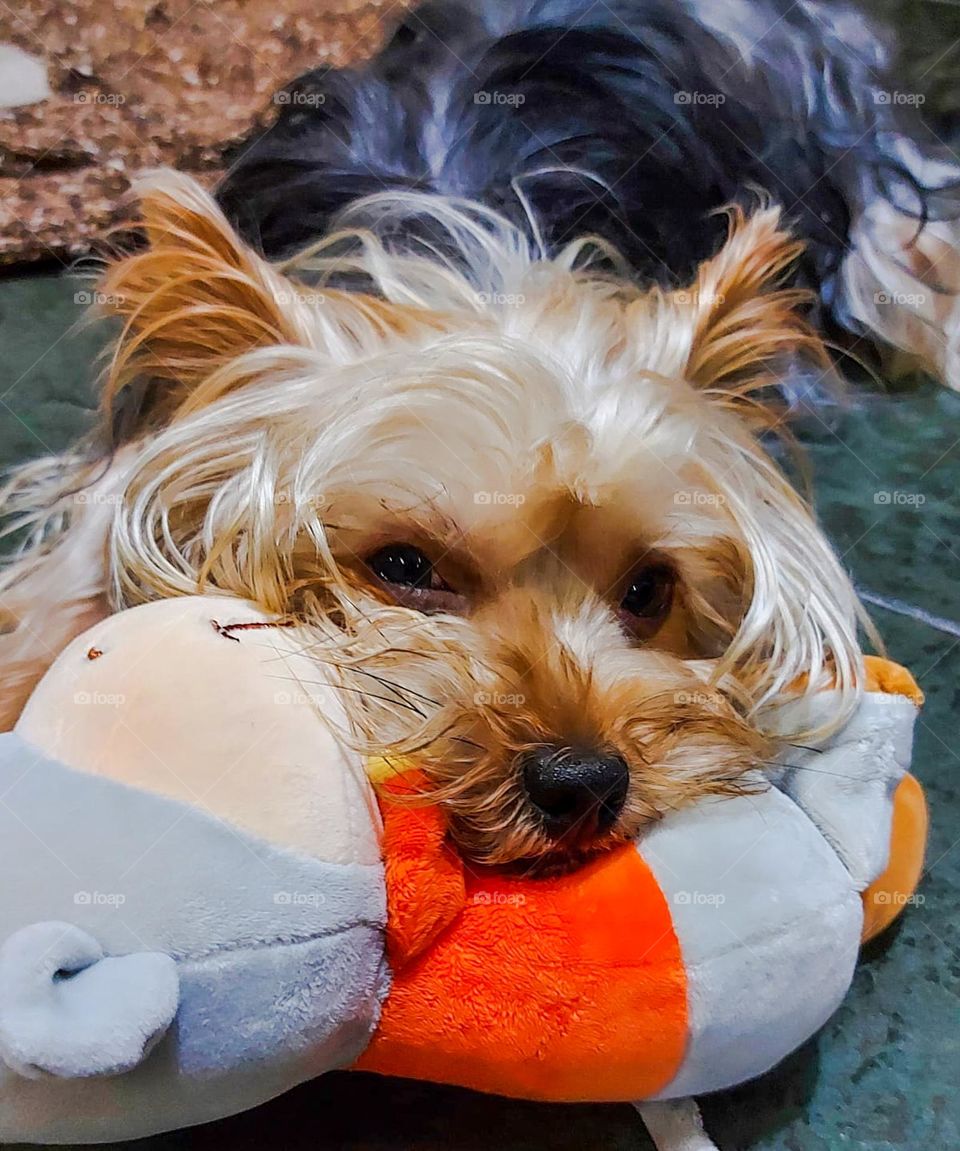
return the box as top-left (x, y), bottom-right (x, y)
top-left (217, 0), bottom-right (958, 340)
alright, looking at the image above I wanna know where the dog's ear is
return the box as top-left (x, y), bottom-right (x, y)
top-left (678, 205), bottom-right (830, 396)
top-left (99, 171), bottom-right (317, 422)
top-left (98, 171), bottom-right (424, 428)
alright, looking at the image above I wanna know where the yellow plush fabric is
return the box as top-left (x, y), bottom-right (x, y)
top-left (862, 654), bottom-right (924, 705)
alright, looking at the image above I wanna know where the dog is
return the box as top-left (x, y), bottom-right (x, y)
top-left (0, 0), bottom-right (955, 872)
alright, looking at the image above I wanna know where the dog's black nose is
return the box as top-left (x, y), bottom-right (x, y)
top-left (521, 747), bottom-right (629, 836)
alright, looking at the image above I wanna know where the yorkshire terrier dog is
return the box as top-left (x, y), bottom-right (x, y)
top-left (0, 0), bottom-right (956, 872)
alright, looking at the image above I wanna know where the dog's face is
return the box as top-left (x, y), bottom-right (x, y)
top-left (100, 173), bottom-right (863, 872)
top-left (309, 385), bottom-right (774, 869)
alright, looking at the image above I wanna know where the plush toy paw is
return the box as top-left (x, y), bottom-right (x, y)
top-left (0, 922), bottom-right (179, 1079)
top-left (636, 1099), bottom-right (719, 1151)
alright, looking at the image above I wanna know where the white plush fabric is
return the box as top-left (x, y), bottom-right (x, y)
top-left (0, 599), bottom-right (921, 1136)
top-left (644, 686), bottom-right (919, 1100)
top-left (0, 922), bottom-right (178, 1079)
top-left (642, 784), bottom-right (862, 1099)
top-left (636, 1099), bottom-right (719, 1151)
top-left (768, 690), bottom-right (918, 889)
top-left (0, 740), bottom-right (389, 1143)
top-left (0, 598), bottom-right (392, 1142)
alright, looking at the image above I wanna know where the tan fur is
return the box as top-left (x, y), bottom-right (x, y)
top-left (0, 172), bottom-right (867, 867)
top-left (99, 172), bottom-right (448, 429)
top-left (684, 205), bottom-right (829, 394)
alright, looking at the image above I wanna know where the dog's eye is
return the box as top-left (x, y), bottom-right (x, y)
top-left (366, 544), bottom-right (467, 614)
top-left (368, 544), bottom-right (434, 588)
top-left (619, 563), bottom-right (676, 637)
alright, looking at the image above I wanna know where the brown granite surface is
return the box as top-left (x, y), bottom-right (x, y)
top-left (0, 0), bottom-right (412, 267)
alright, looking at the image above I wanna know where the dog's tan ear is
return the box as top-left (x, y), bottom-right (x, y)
top-left (99, 170), bottom-right (431, 428)
top-left (99, 171), bottom-right (321, 420)
top-left (679, 205), bottom-right (830, 395)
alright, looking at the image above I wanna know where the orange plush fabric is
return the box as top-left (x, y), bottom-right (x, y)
top-left (357, 661), bottom-right (925, 1100)
top-left (375, 778), bottom-right (467, 969)
top-left (355, 783), bottom-right (688, 1101)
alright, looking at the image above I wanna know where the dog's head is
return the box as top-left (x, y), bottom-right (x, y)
top-left (99, 172), bottom-right (864, 871)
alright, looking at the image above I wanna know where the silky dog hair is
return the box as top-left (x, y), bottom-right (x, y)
top-left (0, 173), bottom-right (865, 866)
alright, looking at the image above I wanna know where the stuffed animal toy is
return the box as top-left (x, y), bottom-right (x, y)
top-left (0, 597), bottom-right (926, 1150)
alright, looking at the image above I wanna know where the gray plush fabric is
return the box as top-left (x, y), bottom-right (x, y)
top-left (0, 733), bottom-right (390, 1143)
top-left (769, 692), bottom-right (918, 889)
top-left (0, 921), bottom-right (179, 1079)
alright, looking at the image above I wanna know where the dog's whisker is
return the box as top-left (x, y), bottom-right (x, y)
top-left (345, 668), bottom-right (443, 709)
top-left (265, 669), bottom-right (435, 716)
top-left (762, 761), bottom-right (862, 781)
top-left (329, 684), bottom-right (427, 717)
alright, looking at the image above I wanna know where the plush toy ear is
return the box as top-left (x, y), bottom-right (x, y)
top-left (678, 205), bottom-right (831, 396)
top-left (0, 922), bottom-right (178, 1079)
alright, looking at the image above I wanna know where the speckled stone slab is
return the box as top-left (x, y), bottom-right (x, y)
top-left (0, 0), bottom-right (412, 267)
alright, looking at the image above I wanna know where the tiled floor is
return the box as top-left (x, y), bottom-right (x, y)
top-left (0, 273), bottom-right (957, 1149)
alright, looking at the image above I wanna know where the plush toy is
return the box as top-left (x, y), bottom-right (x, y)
top-left (0, 597), bottom-right (926, 1149)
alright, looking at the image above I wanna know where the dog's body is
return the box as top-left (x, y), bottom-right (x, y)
top-left (0, 0), bottom-right (955, 868)
top-left (220, 0), bottom-right (960, 386)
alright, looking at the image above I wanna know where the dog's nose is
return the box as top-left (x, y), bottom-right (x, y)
top-left (521, 747), bottom-right (629, 836)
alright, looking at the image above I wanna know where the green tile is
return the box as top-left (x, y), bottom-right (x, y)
top-left (0, 274), bottom-right (101, 470)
